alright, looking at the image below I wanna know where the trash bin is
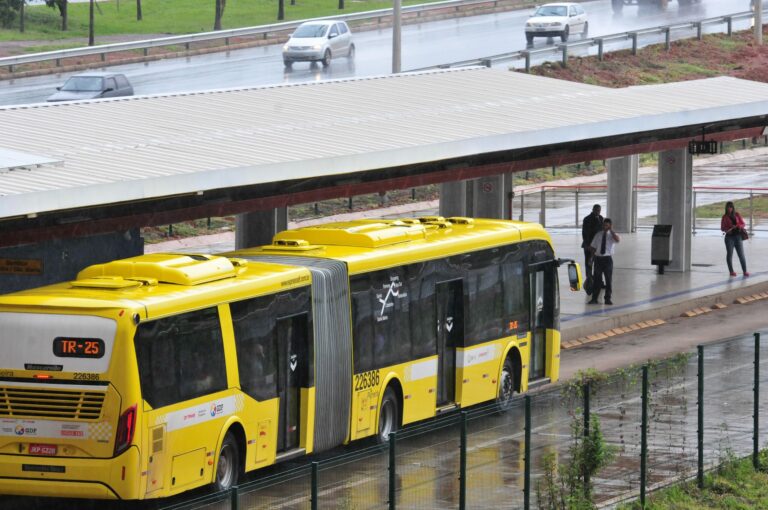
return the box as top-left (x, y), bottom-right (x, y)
top-left (651, 224), bottom-right (673, 274)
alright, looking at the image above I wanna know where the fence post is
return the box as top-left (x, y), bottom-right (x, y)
top-left (524, 51), bottom-right (531, 73)
top-left (640, 365), bottom-right (648, 508)
top-left (524, 395), bottom-right (531, 510)
top-left (664, 27), bottom-right (671, 51)
top-left (597, 38), bottom-right (604, 61)
top-left (560, 44), bottom-right (568, 68)
top-left (696, 21), bottom-right (703, 40)
top-left (311, 462), bottom-right (319, 510)
top-left (348, 196), bottom-right (353, 210)
top-left (692, 190), bottom-right (697, 235)
top-left (754, 332), bottom-right (761, 471)
top-left (520, 191), bottom-right (525, 221)
top-left (389, 431), bottom-right (397, 510)
top-left (630, 32), bottom-right (638, 55)
top-left (460, 411), bottom-right (467, 510)
top-left (697, 345), bottom-right (704, 489)
top-left (726, 16), bottom-right (733, 36)
top-left (230, 486), bottom-right (239, 510)
top-left (575, 188), bottom-right (580, 228)
top-left (583, 380), bottom-right (591, 496)
top-left (540, 189), bottom-right (546, 228)
top-left (749, 191), bottom-right (754, 235)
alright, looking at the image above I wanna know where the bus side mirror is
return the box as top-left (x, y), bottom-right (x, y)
top-left (567, 262), bottom-right (581, 292)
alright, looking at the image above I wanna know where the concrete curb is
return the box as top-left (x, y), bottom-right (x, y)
top-left (561, 279), bottom-right (768, 342)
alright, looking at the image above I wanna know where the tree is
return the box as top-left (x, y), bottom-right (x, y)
top-left (0, 0), bottom-right (23, 29)
top-left (44, 0), bottom-right (68, 31)
top-left (214, 0), bottom-right (226, 30)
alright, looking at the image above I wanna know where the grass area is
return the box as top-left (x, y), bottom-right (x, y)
top-left (695, 195), bottom-right (768, 219)
top-left (528, 29), bottom-right (768, 87)
top-left (0, 0), bottom-right (443, 43)
top-left (619, 450), bottom-right (768, 510)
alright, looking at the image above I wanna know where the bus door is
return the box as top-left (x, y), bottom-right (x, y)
top-left (436, 279), bottom-right (463, 405)
top-left (528, 269), bottom-right (546, 380)
top-left (276, 313), bottom-right (309, 452)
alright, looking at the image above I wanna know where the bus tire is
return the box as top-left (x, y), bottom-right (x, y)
top-left (376, 387), bottom-right (399, 444)
top-left (496, 357), bottom-right (517, 413)
top-left (214, 432), bottom-right (240, 492)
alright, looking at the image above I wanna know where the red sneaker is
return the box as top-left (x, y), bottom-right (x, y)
top-left (730, 272), bottom-right (737, 277)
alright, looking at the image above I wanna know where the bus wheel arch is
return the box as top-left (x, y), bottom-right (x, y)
top-left (497, 348), bottom-right (522, 413)
top-left (376, 377), bottom-right (402, 444)
top-left (213, 421), bottom-right (245, 491)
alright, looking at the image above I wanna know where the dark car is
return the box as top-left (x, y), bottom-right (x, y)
top-left (47, 72), bottom-right (134, 102)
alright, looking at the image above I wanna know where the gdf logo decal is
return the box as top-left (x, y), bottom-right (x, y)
top-left (210, 402), bottom-right (224, 417)
top-left (14, 425), bottom-right (24, 436)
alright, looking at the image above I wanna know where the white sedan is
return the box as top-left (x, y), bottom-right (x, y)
top-left (525, 2), bottom-right (588, 44)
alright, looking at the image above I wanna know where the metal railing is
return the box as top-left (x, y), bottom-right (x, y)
top-left (159, 331), bottom-right (768, 510)
top-left (409, 8), bottom-right (764, 72)
top-left (514, 184), bottom-right (768, 235)
top-left (0, 0), bottom-right (506, 73)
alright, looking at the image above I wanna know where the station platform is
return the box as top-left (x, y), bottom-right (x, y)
top-left (147, 209), bottom-right (768, 345)
top-left (550, 228), bottom-right (768, 343)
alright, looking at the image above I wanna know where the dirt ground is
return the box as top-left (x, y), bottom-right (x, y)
top-left (528, 26), bottom-right (768, 86)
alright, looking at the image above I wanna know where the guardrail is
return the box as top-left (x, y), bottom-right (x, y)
top-left (0, 0), bottom-right (508, 73)
top-left (408, 8), bottom-right (764, 72)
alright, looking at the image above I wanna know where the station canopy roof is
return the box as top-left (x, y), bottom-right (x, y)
top-left (1, 67), bottom-right (768, 220)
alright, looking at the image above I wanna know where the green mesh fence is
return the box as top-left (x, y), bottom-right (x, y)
top-left (465, 400), bottom-right (526, 509)
top-left (158, 331), bottom-right (768, 510)
top-left (393, 414), bottom-right (462, 509)
top-left (316, 443), bottom-right (389, 510)
top-left (237, 464), bottom-right (312, 509)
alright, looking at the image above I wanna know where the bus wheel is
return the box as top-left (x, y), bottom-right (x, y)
top-left (214, 432), bottom-right (240, 492)
top-left (376, 387), bottom-right (399, 444)
top-left (497, 358), bottom-right (517, 413)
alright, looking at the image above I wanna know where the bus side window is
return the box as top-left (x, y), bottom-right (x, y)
top-left (231, 296), bottom-right (279, 402)
top-left (501, 246), bottom-right (528, 334)
top-left (134, 307), bottom-right (227, 409)
top-left (460, 249), bottom-right (503, 346)
top-left (407, 261), bottom-right (437, 359)
top-left (351, 274), bottom-right (374, 373)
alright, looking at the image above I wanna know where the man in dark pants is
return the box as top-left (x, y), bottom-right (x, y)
top-left (588, 218), bottom-right (620, 305)
top-left (581, 204), bottom-right (603, 290)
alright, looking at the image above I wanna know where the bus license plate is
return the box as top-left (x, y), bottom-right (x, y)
top-left (29, 444), bottom-right (57, 456)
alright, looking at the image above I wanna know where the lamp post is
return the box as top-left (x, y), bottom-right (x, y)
top-left (88, 0), bottom-right (94, 46)
top-left (392, 0), bottom-right (401, 73)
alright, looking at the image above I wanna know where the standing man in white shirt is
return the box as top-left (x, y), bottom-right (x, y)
top-left (588, 218), bottom-right (620, 305)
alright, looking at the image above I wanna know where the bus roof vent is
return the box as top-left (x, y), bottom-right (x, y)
top-left (262, 239), bottom-right (322, 252)
top-left (447, 217), bottom-right (474, 225)
top-left (273, 220), bottom-right (427, 248)
top-left (419, 216), bottom-right (453, 230)
top-left (77, 253), bottom-right (238, 286)
top-left (70, 276), bottom-right (146, 289)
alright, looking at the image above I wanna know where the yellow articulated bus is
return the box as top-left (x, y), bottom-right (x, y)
top-left (0, 217), bottom-right (579, 501)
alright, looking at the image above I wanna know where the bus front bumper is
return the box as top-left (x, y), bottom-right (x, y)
top-left (0, 446), bottom-right (140, 500)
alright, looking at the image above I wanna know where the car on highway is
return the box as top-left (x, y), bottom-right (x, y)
top-left (524, 2), bottom-right (588, 44)
top-left (282, 20), bottom-right (355, 68)
top-left (46, 72), bottom-right (134, 102)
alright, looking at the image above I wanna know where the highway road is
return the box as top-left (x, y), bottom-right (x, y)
top-left (0, 0), bottom-right (756, 106)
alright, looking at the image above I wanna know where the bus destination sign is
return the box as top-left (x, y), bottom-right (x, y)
top-left (53, 337), bottom-right (105, 358)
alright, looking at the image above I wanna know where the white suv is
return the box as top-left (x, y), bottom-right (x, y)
top-left (282, 20), bottom-right (355, 68)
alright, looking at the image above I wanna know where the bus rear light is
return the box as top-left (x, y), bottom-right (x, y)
top-left (34, 374), bottom-right (53, 380)
top-left (114, 404), bottom-right (137, 457)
